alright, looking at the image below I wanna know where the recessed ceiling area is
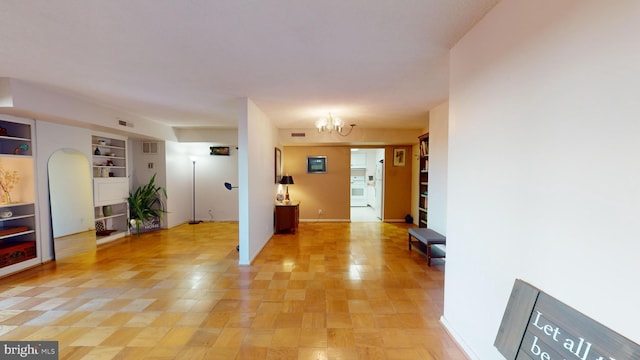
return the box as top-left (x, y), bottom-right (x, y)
top-left (0, 1), bottom-right (499, 130)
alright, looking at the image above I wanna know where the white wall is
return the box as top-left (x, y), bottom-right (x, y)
top-left (427, 102), bottom-right (448, 234)
top-left (172, 128), bottom-right (239, 222)
top-left (444, 1), bottom-right (640, 358)
top-left (279, 127), bottom-right (421, 145)
top-left (238, 98), bottom-right (279, 265)
top-left (165, 141), bottom-right (239, 224)
top-left (164, 140), bottom-right (193, 228)
top-left (3, 78), bottom-right (177, 141)
top-left (130, 139), bottom-right (168, 227)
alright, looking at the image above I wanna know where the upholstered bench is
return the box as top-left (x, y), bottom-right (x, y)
top-left (408, 228), bottom-right (446, 266)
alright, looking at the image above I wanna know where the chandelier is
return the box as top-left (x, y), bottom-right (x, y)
top-left (315, 113), bottom-right (355, 136)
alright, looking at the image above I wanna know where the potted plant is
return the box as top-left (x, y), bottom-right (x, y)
top-left (128, 173), bottom-right (167, 236)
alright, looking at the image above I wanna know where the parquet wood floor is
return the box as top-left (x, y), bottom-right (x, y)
top-left (0, 222), bottom-right (467, 359)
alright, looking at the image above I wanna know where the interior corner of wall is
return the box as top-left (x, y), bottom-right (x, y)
top-left (439, 315), bottom-right (480, 360)
top-left (0, 77), bottom-right (15, 107)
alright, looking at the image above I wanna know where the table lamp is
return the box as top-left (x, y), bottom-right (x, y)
top-left (279, 175), bottom-right (294, 203)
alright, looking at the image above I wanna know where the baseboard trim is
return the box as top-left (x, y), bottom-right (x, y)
top-left (300, 219), bottom-right (351, 223)
top-left (440, 315), bottom-right (480, 360)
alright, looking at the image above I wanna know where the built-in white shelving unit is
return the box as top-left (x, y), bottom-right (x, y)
top-left (0, 115), bottom-right (40, 277)
top-left (92, 133), bottom-right (129, 244)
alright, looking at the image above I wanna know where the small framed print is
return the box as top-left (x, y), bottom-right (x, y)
top-left (307, 156), bottom-right (327, 173)
top-left (210, 146), bottom-right (230, 156)
top-left (393, 147), bottom-right (407, 167)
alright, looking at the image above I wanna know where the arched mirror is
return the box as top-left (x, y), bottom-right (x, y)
top-left (48, 149), bottom-right (96, 260)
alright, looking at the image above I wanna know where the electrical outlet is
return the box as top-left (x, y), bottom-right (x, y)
top-left (318, 209), bottom-right (323, 216)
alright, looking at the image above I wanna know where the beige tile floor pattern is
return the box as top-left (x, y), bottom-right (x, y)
top-left (0, 222), bottom-right (466, 359)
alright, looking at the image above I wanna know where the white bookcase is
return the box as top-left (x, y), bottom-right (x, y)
top-left (92, 133), bottom-right (129, 244)
top-left (0, 115), bottom-right (40, 277)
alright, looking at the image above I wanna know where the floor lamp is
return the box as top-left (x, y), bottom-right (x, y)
top-left (189, 158), bottom-right (201, 224)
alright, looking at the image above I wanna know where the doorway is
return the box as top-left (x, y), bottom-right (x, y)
top-left (350, 148), bottom-right (384, 222)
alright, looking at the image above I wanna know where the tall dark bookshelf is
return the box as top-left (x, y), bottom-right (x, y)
top-left (418, 133), bottom-right (429, 227)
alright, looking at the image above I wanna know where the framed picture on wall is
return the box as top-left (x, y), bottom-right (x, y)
top-left (210, 146), bottom-right (230, 156)
top-left (393, 147), bottom-right (407, 166)
top-left (275, 147), bottom-right (282, 183)
top-left (307, 156), bottom-right (327, 173)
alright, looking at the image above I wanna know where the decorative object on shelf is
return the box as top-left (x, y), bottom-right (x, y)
top-left (0, 226), bottom-right (29, 236)
top-left (128, 173), bottom-right (167, 236)
top-left (0, 165), bottom-right (19, 204)
top-left (100, 167), bottom-right (110, 177)
top-left (275, 187), bottom-right (284, 203)
top-left (94, 147), bottom-right (101, 155)
top-left (0, 127), bottom-right (6, 135)
top-left (393, 147), bottom-right (407, 167)
top-left (210, 146), bottom-right (230, 156)
top-left (0, 241), bottom-right (37, 268)
top-left (279, 175), bottom-right (294, 204)
top-left (102, 205), bottom-right (113, 217)
top-left (13, 144), bottom-right (29, 155)
top-left (98, 140), bottom-right (107, 146)
top-left (95, 219), bottom-right (117, 236)
top-left (0, 210), bottom-right (12, 218)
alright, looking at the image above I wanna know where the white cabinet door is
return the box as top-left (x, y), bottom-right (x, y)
top-left (94, 178), bottom-right (128, 206)
top-left (351, 152), bottom-right (366, 168)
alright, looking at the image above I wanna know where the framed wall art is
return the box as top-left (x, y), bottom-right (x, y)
top-left (307, 156), bottom-right (327, 173)
top-left (210, 146), bottom-right (230, 156)
top-left (393, 147), bottom-right (407, 166)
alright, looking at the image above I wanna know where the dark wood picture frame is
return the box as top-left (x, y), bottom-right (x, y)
top-left (393, 147), bottom-right (407, 166)
top-left (275, 147), bottom-right (282, 183)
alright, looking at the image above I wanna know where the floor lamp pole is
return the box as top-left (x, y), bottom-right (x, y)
top-left (189, 160), bottom-right (200, 224)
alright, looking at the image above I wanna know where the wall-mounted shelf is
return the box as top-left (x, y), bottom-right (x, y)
top-left (92, 137), bottom-right (127, 178)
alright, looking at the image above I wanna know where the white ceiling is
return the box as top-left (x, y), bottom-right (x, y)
top-left (0, 1), bottom-right (498, 130)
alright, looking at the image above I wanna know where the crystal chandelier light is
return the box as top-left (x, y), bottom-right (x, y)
top-left (315, 113), bottom-right (355, 136)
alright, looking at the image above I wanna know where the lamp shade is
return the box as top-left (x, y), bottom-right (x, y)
top-left (279, 176), bottom-right (294, 185)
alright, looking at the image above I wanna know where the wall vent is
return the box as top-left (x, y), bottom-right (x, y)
top-left (142, 142), bottom-right (158, 154)
top-left (117, 119), bottom-right (134, 127)
top-left (291, 132), bottom-right (306, 137)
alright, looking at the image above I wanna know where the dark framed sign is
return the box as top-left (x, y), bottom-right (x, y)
top-left (495, 279), bottom-right (640, 360)
top-left (307, 156), bottom-right (327, 173)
